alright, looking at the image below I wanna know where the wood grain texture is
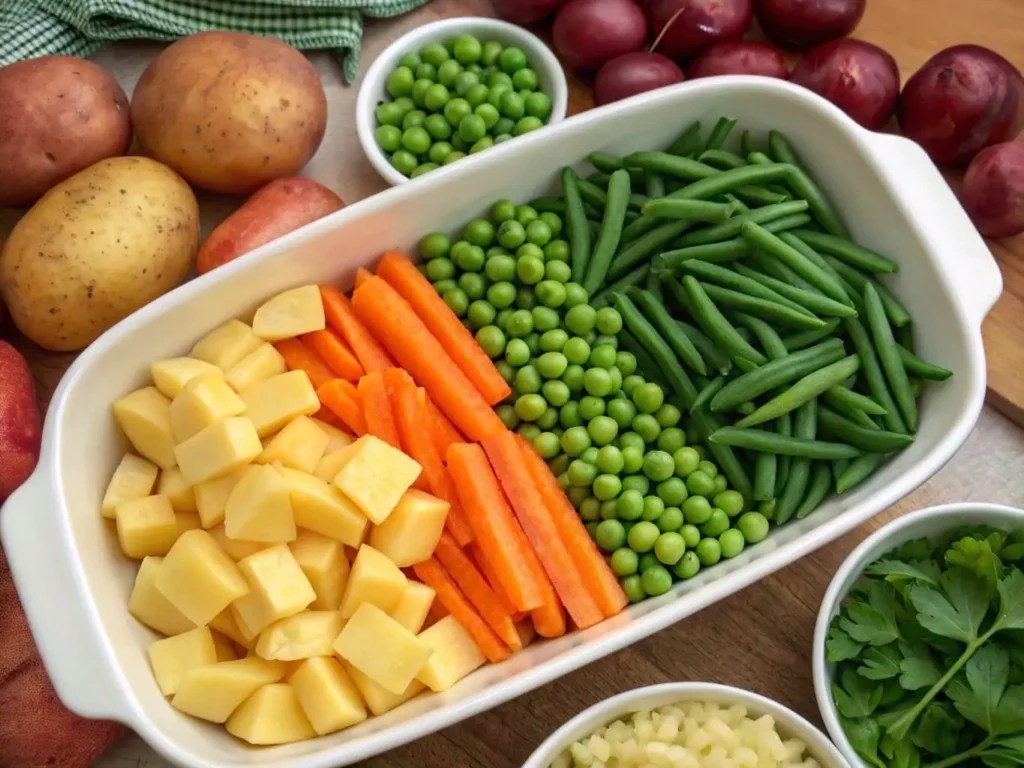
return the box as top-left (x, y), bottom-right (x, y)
top-left (0, 1), bottom-right (1022, 766)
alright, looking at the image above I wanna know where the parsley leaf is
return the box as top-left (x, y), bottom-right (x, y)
top-left (834, 666), bottom-right (883, 719)
top-left (859, 643), bottom-right (903, 680)
top-left (947, 645), bottom-right (1009, 732)
top-left (947, 535), bottom-right (1005, 588)
top-left (841, 581), bottom-right (903, 646)
top-left (911, 701), bottom-right (964, 756)
top-left (827, 622), bottom-right (865, 662)
top-left (910, 568), bottom-right (991, 643)
top-left (899, 641), bottom-right (943, 691)
top-left (867, 559), bottom-right (941, 586)
top-left (995, 569), bottom-right (1024, 632)
top-left (889, 735), bottom-right (922, 768)
top-left (842, 716), bottom-right (886, 768)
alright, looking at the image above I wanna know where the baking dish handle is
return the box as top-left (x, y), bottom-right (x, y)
top-left (1, 468), bottom-right (132, 724)
top-left (869, 133), bottom-right (1003, 324)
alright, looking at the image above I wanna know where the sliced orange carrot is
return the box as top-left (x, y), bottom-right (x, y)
top-left (483, 431), bottom-right (605, 630)
top-left (424, 597), bottom-right (450, 629)
top-left (516, 620), bottom-right (537, 648)
top-left (514, 433), bottom-right (628, 619)
top-left (355, 266), bottom-right (374, 288)
top-left (420, 388), bottom-right (464, 463)
top-left (468, 544), bottom-right (524, 623)
top-left (357, 372), bottom-right (401, 449)
top-left (434, 532), bottom-right (522, 651)
top-left (313, 406), bottom-right (348, 431)
top-left (319, 285), bottom-right (394, 373)
top-left (377, 251), bottom-right (511, 405)
top-left (275, 338), bottom-right (336, 389)
top-left (382, 368), bottom-right (429, 492)
top-left (413, 558), bottom-right (510, 664)
top-left (336, 379), bottom-right (359, 401)
top-left (393, 381), bottom-right (474, 545)
top-left (526, 575), bottom-right (566, 638)
top-left (316, 380), bottom-right (367, 436)
top-left (301, 329), bottom-right (364, 380)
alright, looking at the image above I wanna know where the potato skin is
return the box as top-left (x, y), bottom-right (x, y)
top-left (0, 56), bottom-right (132, 208)
top-left (0, 157), bottom-right (199, 351)
top-left (131, 32), bottom-right (328, 195)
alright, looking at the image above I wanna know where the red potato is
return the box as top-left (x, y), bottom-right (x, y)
top-left (754, 0), bottom-right (866, 50)
top-left (646, 0), bottom-right (753, 60)
top-left (492, 0), bottom-right (566, 23)
top-left (688, 41), bottom-right (789, 80)
top-left (898, 45), bottom-right (1024, 167)
top-left (552, 0), bottom-right (648, 72)
top-left (595, 52), bottom-right (685, 106)
top-left (790, 38), bottom-right (900, 130)
top-left (196, 178), bottom-right (344, 275)
top-left (0, 341), bottom-right (41, 502)
top-left (962, 142), bottom-right (1024, 238)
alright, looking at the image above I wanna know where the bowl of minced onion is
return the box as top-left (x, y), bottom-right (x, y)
top-left (523, 682), bottom-right (849, 768)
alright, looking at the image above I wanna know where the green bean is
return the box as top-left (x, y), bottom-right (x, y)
top-left (753, 436), bottom-right (778, 502)
top-left (680, 261), bottom-right (815, 318)
top-left (748, 151), bottom-right (773, 165)
top-left (897, 344), bottom-right (952, 381)
top-left (675, 319), bottom-right (733, 376)
top-left (776, 413), bottom-right (793, 495)
top-left (669, 164), bottom-right (792, 204)
top-left (777, 233), bottom-right (862, 307)
top-left (589, 151), bottom-right (625, 174)
top-left (682, 276), bottom-right (767, 366)
top-left (590, 263), bottom-right (649, 310)
top-left (795, 462), bottom-right (832, 519)
top-left (781, 166), bottom-right (850, 238)
top-left (691, 375), bottom-right (726, 415)
top-left (615, 293), bottom-right (699, 407)
top-left (628, 194), bottom-right (650, 212)
top-left (663, 273), bottom-right (693, 312)
top-left (667, 120), bottom-right (704, 157)
top-left (736, 186), bottom-right (790, 206)
top-left (608, 220), bottom-right (693, 280)
top-left (710, 338), bottom-right (845, 411)
top-left (676, 201), bottom-right (811, 247)
top-left (817, 405), bottom-right (914, 453)
top-left (740, 130), bottom-right (756, 157)
top-left (792, 229), bottom-right (897, 274)
top-left (768, 130), bottom-right (801, 167)
top-left (588, 170), bottom-right (611, 187)
top-left (778, 318), bottom-right (842, 352)
top-left (627, 287), bottom-right (707, 375)
top-left (863, 284), bottom-right (917, 431)
top-left (585, 203), bottom-right (604, 222)
top-left (831, 458), bottom-right (849, 486)
top-left (699, 282), bottom-right (826, 330)
top-left (824, 384), bottom-right (887, 416)
top-left (775, 398), bottom-right (817, 524)
top-left (734, 314), bottom-right (788, 362)
top-left (709, 427), bottom-right (860, 460)
top-left (562, 168), bottom-right (593, 284)
top-left (642, 198), bottom-right (738, 223)
top-left (624, 210), bottom-right (641, 224)
top-left (724, 193), bottom-right (750, 214)
top-left (735, 355), bottom-right (861, 427)
top-left (692, 410), bottom-right (754, 500)
top-left (843, 317), bottom-right (906, 434)
top-left (662, 239), bottom-right (750, 266)
top-left (705, 117), bottom-right (737, 151)
top-left (741, 221), bottom-right (851, 305)
top-left (896, 323), bottom-right (915, 354)
top-left (530, 197), bottom-right (567, 214)
top-left (582, 169), bottom-right (631, 295)
top-left (588, 218), bottom-right (601, 239)
top-left (748, 249), bottom-right (819, 295)
top-left (699, 149), bottom-right (747, 169)
top-left (620, 214), bottom-right (660, 245)
top-left (577, 178), bottom-right (607, 210)
top-left (836, 453), bottom-right (886, 494)
top-left (618, 328), bottom-right (668, 389)
top-left (820, 255), bottom-right (910, 327)
top-left (733, 264), bottom-right (855, 320)
top-left (625, 151), bottom-right (719, 181)
top-left (645, 267), bottom-right (665, 305)
top-left (645, 170), bottom-right (666, 199)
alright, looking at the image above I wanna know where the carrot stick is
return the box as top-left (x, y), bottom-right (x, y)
top-left (275, 339), bottom-right (336, 389)
top-left (392, 381), bottom-right (474, 545)
top-left (352, 277), bottom-right (505, 441)
top-left (336, 379), bottom-right (359, 401)
top-left (357, 372), bottom-right (401, 449)
top-left (313, 406), bottom-right (348, 431)
top-left (383, 369), bottom-right (429, 492)
top-left (483, 431), bottom-right (604, 630)
top-left (301, 329), bottom-right (364, 380)
top-left (377, 251), bottom-right (511, 405)
top-left (420, 388), bottom-right (463, 463)
top-left (424, 598), bottom-right (449, 628)
top-left (514, 434), bottom-right (628, 618)
top-left (317, 380), bottom-right (367, 436)
top-left (319, 285), bottom-right (394, 373)
top-left (468, 544), bottom-right (524, 623)
top-left (355, 266), bottom-right (373, 288)
top-left (434, 533), bottom-right (522, 651)
top-left (413, 558), bottom-right (510, 664)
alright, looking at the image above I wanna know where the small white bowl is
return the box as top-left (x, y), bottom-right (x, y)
top-left (813, 503), bottom-right (1024, 768)
top-left (356, 17), bottom-right (568, 186)
top-left (523, 682), bottom-right (850, 768)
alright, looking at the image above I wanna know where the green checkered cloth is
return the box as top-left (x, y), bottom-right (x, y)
top-left (0, 0), bottom-right (430, 81)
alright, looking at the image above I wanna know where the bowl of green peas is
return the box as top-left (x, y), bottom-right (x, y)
top-left (356, 17), bottom-right (568, 185)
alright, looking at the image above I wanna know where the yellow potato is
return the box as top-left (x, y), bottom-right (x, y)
top-left (0, 157), bottom-right (199, 351)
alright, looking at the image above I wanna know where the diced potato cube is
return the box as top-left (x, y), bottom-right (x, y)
top-left (174, 417), bottom-right (262, 486)
top-left (231, 590), bottom-right (276, 641)
top-left (194, 469), bottom-right (245, 529)
top-left (169, 372), bottom-right (247, 443)
top-left (313, 442), bottom-right (363, 483)
top-left (415, 615), bottom-right (486, 692)
top-left (290, 657), bottom-right (367, 736)
top-left (191, 320), bottom-right (263, 370)
top-left (158, 467), bottom-right (196, 513)
top-left (211, 629), bottom-right (240, 661)
top-left (333, 435), bottom-right (421, 524)
top-left (334, 603), bottom-right (432, 695)
top-left (256, 611), bottom-right (345, 661)
top-left (312, 418), bottom-right (354, 455)
top-left (224, 465), bottom-right (296, 543)
top-left (156, 529), bottom-right (250, 627)
top-left (210, 607), bottom-right (253, 649)
top-left (128, 557), bottom-right (196, 637)
top-left (172, 657), bottom-right (286, 723)
top-left (113, 387), bottom-right (177, 469)
top-left (290, 531), bottom-right (349, 611)
top-left (369, 490), bottom-right (449, 567)
top-left (239, 544), bottom-right (316, 622)
top-left (148, 626), bottom-right (217, 696)
top-left (256, 416), bottom-right (329, 474)
top-left (341, 662), bottom-right (426, 716)
top-left (252, 285), bottom-right (326, 342)
top-left (279, 468), bottom-right (367, 548)
top-left (209, 523), bottom-right (271, 561)
top-left (338, 544), bottom-right (407, 619)
top-left (226, 683), bottom-right (317, 745)
top-left (239, 371), bottom-right (320, 438)
top-left (175, 512), bottom-right (202, 538)
top-left (225, 343), bottom-right (286, 392)
top-left (151, 357), bottom-right (221, 399)
top-left (390, 581), bottom-right (436, 634)
top-left (116, 495), bottom-right (178, 559)
top-left (101, 454), bottom-right (159, 519)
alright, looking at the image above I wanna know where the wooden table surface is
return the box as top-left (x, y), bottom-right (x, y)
top-left (2, 0), bottom-right (1023, 766)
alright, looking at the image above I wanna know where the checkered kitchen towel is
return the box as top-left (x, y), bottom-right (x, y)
top-left (0, 0), bottom-right (431, 81)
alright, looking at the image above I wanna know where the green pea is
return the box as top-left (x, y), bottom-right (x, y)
top-left (452, 35), bottom-right (483, 65)
top-left (532, 280), bottom-right (564, 308)
top-left (593, 474), bottom-right (622, 501)
top-left (701, 509), bottom-right (730, 538)
top-left (483, 253), bottom-right (515, 282)
top-left (460, 274), bottom-right (488, 302)
top-left (496, 403), bottom-right (519, 430)
top-left (516, 255), bottom-right (545, 285)
top-left (588, 345), bottom-right (616, 370)
top-left (376, 124), bottom-right (403, 152)
top-left (486, 281), bottom-right (517, 309)
top-left (579, 496), bottom-right (601, 522)
top-left (642, 495), bottom-right (666, 522)
top-left (622, 374), bottom-right (644, 397)
top-left (568, 459), bottom-right (599, 487)
top-left (568, 485), bottom-right (589, 508)
top-left (376, 101), bottom-right (404, 127)
top-left (391, 149), bottom-right (419, 176)
top-left (720, 529), bottom-right (746, 559)
top-left (611, 548), bottom-right (639, 577)
top-left (545, 258), bottom-right (572, 285)
top-left (559, 401), bottom-right (583, 428)
top-left (536, 351), bottom-right (568, 380)
top-left (399, 52), bottom-right (422, 69)
top-left (525, 91), bottom-right (552, 120)
top-left (443, 97), bottom-right (472, 126)
top-left (420, 43), bottom-right (450, 67)
top-left (679, 524), bottom-right (700, 548)
top-left (593, 519), bottom-right (625, 552)
top-left (487, 200), bottom-right (512, 224)
top-left (456, 246), bottom-right (485, 274)
top-left (621, 473), bottom-right (649, 494)
top-left (658, 507), bottom-right (685, 533)
top-left (565, 305), bottom-right (597, 336)
top-left (615, 489), bottom-right (643, 521)
top-left (563, 337), bottom-right (591, 366)
top-left (686, 470), bottom-right (716, 497)
top-left (594, 334), bottom-right (618, 351)
top-left (656, 428), bottom-right (686, 455)
top-left (588, 416), bottom-right (618, 447)
top-left (561, 426), bottom-right (591, 457)
top-left (673, 551), bottom-right (701, 579)
top-left (591, 306), bottom-right (620, 335)
top-left (428, 141), bottom-right (453, 164)
top-left (738, 512), bottom-right (770, 544)
top-left (607, 398), bottom-right (637, 430)
top-left (443, 288), bottom-right (469, 317)
top-left (714, 491), bottom-right (744, 518)
top-left (611, 353), bottom-right (635, 378)
top-left (419, 232), bottom-right (450, 261)
top-left (560, 365), bottom-right (585, 394)
top-left (488, 70), bottom-right (515, 90)
top-left (514, 365), bottom-right (541, 395)
top-left (437, 58), bottom-right (463, 87)
top-left (698, 461), bottom-right (718, 479)
top-left (657, 477), bottom-right (688, 507)
top-left (583, 368), bottom-right (613, 397)
top-left (682, 495), bottom-right (712, 525)
top-left (575, 396), bottom-right (602, 422)
top-left (493, 117), bottom-right (516, 137)
top-left (541, 380), bottom-right (570, 408)
top-left (537, 406), bottom-right (559, 430)
top-left (621, 445), bottom-right (644, 475)
top-left (475, 325), bottom-right (506, 358)
top-left (495, 360), bottom-right (515, 386)
top-left (633, 383), bottom-right (665, 415)
top-left (516, 116), bottom-right (544, 135)
top-left (412, 78), bottom-right (434, 107)
top-left (480, 40), bottom-right (503, 66)
top-left (514, 393), bottom-right (546, 422)
top-left (696, 538), bottom-right (722, 566)
top-left (563, 282), bottom-right (589, 308)
top-left (621, 574), bottom-right (645, 603)
top-left (504, 337), bottom-right (530, 367)
top-left (653, 532), bottom-right (686, 566)
top-left (424, 257), bottom-right (454, 282)
top-left (673, 447), bottom-right (701, 477)
top-left (632, 413), bottom-right (661, 443)
top-left (385, 66), bottom-right (414, 94)
top-left (499, 46), bottom-right (528, 74)
top-left (640, 448), bottom-right (674, 481)
top-left (713, 474), bottom-right (728, 495)
top-left (627, 521), bottom-right (660, 553)
top-left (442, 150), bottom-right (466, 165)
top-left (539, 329), bottom-right (568, 352)
top-left (549, 453), bottom-right (570, 475)
top-left (637, 553), bottom-right (658, 574)
top-left (466, 300), bottom-right (496, 330)
top-left (523, 219), bottom-right (551, 248)
top-left (495, 308), bottom-right (513, 332)
top-left (595, 445), bottom-right (624, 475)
top-left (504, 309), bottom-right (533, 338)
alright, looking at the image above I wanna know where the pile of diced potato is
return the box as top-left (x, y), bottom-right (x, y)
top-left (103, 285), bottom-right (486, 746)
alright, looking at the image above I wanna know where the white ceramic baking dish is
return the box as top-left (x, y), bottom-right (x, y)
top-left (0, 77), bottom-right (1001, 768)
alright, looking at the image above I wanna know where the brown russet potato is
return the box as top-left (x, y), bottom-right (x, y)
top-left (0, 56), bottom-right (132, 208)
top-left (0, 157), bottom-right (199, 351)
top-left (131, 32), bottom-right (328, 195)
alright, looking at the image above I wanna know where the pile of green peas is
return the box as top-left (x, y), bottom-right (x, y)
top-left (375, 35), bottom-right (554, 179)
top-left (419, 199), bottom-right (771, 602)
